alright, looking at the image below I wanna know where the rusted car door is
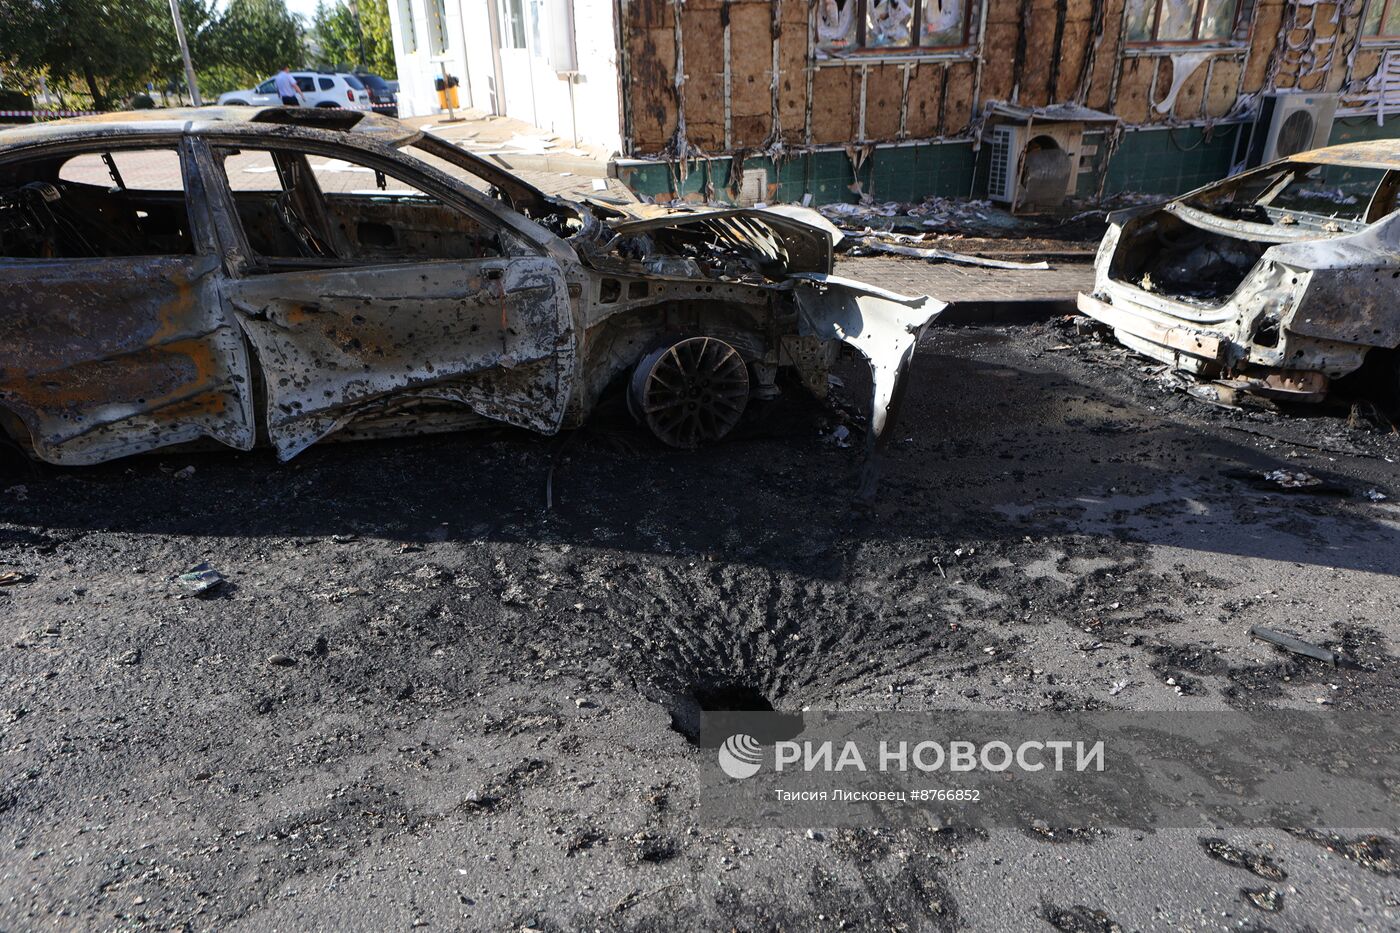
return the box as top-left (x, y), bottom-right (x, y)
top-left (198, 138), bottom-right (575, 459)
top-left (0, 139), bottom-right (255, 465)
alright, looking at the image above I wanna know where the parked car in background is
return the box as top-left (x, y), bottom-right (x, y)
top-left (355, 73), bottom-right (397, 116)
top-left (216, 72), bottom-right (371, 111)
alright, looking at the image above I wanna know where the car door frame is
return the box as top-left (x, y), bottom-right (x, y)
top-left (190, 131), bottom-right (579, 459)
top-left (0, 133), bottom-right (257, 464)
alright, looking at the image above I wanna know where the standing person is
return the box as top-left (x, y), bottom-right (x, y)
top-left (274, 67), bottom-right (303, 106)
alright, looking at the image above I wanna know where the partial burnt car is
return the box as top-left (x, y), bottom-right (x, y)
top-left (1078, 142), bottom-right (1400, 404)
top-left (0, 108), bottom-right (939, 472)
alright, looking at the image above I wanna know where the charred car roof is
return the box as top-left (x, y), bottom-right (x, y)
top-left (0, 106), bottom-right (422, 149)
top-left (1290, 139), bottom-right (1400, 172)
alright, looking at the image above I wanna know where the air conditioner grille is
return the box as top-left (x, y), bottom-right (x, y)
top-left (988, 126), bottom-right (1014, 201)
top-left (1276, 109), bottom-right (1315, 157)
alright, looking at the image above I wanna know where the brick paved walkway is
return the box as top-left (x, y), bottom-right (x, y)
top-left (834, 256), bottom-right (1093, 306)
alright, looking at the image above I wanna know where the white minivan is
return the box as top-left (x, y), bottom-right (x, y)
top-left (217, 72), bottom-right (371, 111)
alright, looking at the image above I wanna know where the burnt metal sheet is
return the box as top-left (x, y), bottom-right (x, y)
top-left (789, 273), bottom-right (944, 495)
top-left (0, 254), bottom-right (254, 464)
top-left (0, 108), bottom-right (420, 152)
top-left (224, 257), bottom-right (574, 460)
top-left (1290, 140), bottom-right (1400, 172)
top-left (609, 207), bottom-right (834, 274)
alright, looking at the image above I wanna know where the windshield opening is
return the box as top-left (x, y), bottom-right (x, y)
top-left (1185, 163), bottom-right (1391, 227)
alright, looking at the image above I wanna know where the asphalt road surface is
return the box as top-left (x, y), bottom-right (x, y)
top-left (2, 312), bottom-right (1398, 931)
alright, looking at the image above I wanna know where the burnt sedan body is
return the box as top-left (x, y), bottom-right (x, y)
top-left (1078, 142), bottom-right (1400, 404)
top-left (0, 108), bottom-right (939, 471)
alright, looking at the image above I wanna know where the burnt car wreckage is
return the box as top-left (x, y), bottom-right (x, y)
top-left (1079, 142), bottom-right (1400, 406)
top-left (0, 107), bottom-right (940, 486)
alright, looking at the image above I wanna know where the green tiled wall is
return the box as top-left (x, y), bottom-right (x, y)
top-left (614, 116), bottom-right (1400, 206)
top-left (615, 144), bottom-right (975, 205)
top-left (1098, 124), bottom-right (1244, 196)
top-left (1327, 115), bottom-right (1400, 145)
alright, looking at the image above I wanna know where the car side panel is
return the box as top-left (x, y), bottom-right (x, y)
top-left (223, 258), bottom-right (576, 459)
top-left (0, 254), bottom-right (256, 464)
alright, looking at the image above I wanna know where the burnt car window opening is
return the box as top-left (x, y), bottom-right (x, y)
top-left (0, 147), bottom-right (195, 259)
top-left (1186, 164), bottom-right (1391, 227)
top-left (214, 145), bottom-right (503, 267)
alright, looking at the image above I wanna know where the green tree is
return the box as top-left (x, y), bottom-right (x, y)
top-left (357, 0), bottom-right (396, 78)
top-left (211, 0), bottom-right (305, 79)
top-left (310, 0), bottom-right (360, 70)
top-left (0, 0), bottom-right (307, 107)
top-left (0, 0), bottom-right (176, 106)
top-left (311, 0), bottom-right (395, 77)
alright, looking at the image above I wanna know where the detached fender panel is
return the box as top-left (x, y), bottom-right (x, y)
top-left (789, 273), bottom-right (945, 440)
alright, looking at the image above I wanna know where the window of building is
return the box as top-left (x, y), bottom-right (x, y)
top-left (817, 0), bottom-right (971, 52)
top-left (428, 0), bottom-right (449, 54)
top-left (1363, 0), bottom-right (1400, 37)
top-left (398, 0), bottom-right (418, 53)
top-left (1125, 0), bottom-right (1252, 43)
top-left (500, 0), bottom-right (528, 49)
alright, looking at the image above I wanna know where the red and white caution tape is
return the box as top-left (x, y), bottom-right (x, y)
top-left (0, 109), bottom-right (104, 118)
top-left (0, 105), bottom-right (398, 120)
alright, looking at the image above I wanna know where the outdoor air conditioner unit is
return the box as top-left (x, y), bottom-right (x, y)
top-left (1246, 92), bottom-right (1338, 167)
top-left (987, 124), bottom-right (1024, 203)
top-left (985, 121), bottom-right (1083, 209)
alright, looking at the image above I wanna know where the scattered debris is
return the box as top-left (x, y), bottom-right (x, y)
top-left (1223, 468), bottom-right (1351, 496)
top-left (1199, 837), bottom-right (1288, 881)
top-left (1249, 625), bottom-right (1341, 666)
top-left (173, 465), bottom-right (196, 479)
top-left (1040, 900), bottom-right (1123, 932)
top-left (1286, 829), bottom-right (1400, 877)
top-left (1241, 886), bottom-right (1284, 912)
top-left (174, 562), bottom-right (226, 598)
top-left (266, 654), bottom-right (297, 668)
top-left (0, 570), bottom-right (27, 586)
top-left (1262, 469), bottom-right (1323, 489)
top-left (1365, 488), bottom-right (1388, 501)
top-left (849, 235), bottom-right (1050, 271)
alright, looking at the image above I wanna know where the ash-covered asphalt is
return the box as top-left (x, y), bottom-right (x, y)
top-left (2, 313), bottom-right (1400, 931)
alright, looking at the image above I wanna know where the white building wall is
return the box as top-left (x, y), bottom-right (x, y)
top-left (388, 0), bottom-right (473, 119)
top-left (388, 0), bottom-right (622, 153)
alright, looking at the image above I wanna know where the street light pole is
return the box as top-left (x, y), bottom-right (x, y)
top-left (167, 0), bottom-right (203, 106)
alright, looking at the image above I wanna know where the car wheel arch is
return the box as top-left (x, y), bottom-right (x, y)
top-left (575, 297), bottom-right (775, 417)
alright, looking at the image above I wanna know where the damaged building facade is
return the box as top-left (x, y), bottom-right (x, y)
top-left (391, 0), bottom-right (1400, 204)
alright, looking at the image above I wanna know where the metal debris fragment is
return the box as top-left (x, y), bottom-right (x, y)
top-left (850, 236), bottom-right (1051, 270)
top-left (175, 562), bottom-right (226, 597)
top-left (1249, 625), bottom-right (1341, 667)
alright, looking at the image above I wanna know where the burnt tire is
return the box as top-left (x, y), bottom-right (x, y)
top-left (628, 336), bottom-right (750, 449)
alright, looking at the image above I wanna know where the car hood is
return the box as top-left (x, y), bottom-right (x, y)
top-left (586, 202), bottom-right (837, 276)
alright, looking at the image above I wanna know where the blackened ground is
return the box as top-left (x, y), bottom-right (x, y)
top-left (2, 314), bottom-right (1399, 931)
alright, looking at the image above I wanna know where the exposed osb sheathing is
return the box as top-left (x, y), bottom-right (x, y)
top-left (618, 0), bottom-right (1400, 158)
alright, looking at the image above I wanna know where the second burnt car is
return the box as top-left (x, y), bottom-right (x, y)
top-left (1078, 142), bottom-right (1400, 405)
top-left (0, 107), bottom-right (939, 475)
